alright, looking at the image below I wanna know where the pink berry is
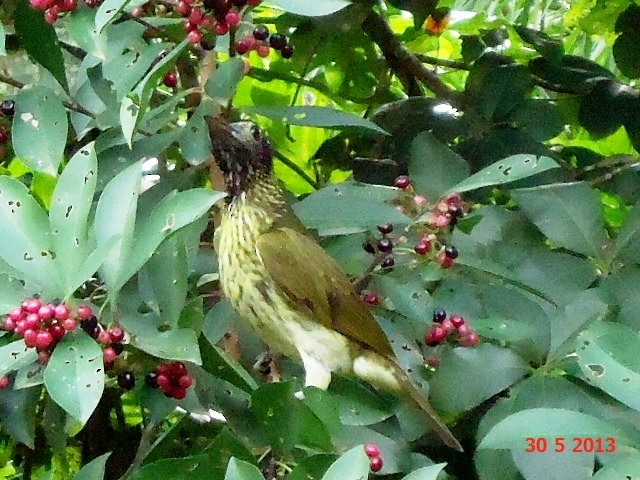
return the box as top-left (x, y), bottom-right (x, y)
top-left (445, 192), bottom-right (461, 205)
top-left (29, 0), bottom-right (55, 10)
top-left (9, 307), bottom-right (24, 322)
top-left (459, 331), bottom-right (479, 347)
top-left (364, 443), bottom-right (380, 458)
top-left (59, 0), bottom-right (77, 12)
top-left (436, 200), bottom-right (449, 213)
top-left (214, 21), bottom-right (229, 35)
top-left (414, 240), bottom-right (431, 255)
top-left (54, 304), bottom-right (69, 320)
top-left (0, 375), bottom-right (9, 388)
top-left (437, 250), bottom-right (454, 269)
top-left (369, 456), bottom-right (383, 472)
top-left (457, 322), bottom-right (471, 336)
top-left (62, 317), bottom-right (77, 331)
top-left (235, 38), bottom-right (250, 54)
top-left (44, 8), bottom-right (58, 24)
top-left (156, 374), bottom-right (170, 388)
top-left (394, 175), bottom-right (410, 189)
top-left (187, 29), bottom-right (202, 44)
top-left (450, 315), bottom-right (465, 328)
top-left (38, 305), bottom-right (54, 320)
top-left (15, 320), bottom-right (27, 335)
top-left (97, 329), bottom-right (111, 344)
top-left (176, 0), bottom-right (191, 16)
top-left (425, 325), bottom-right (447, 346)
top-left (225, 11), bottom-right (240, 27)
top-left (178, 375), bottom-right (193, 388)
top-left (441, 318), bottom-right (455, 334)
top-left (38, 351), bottom-right (50, 364)
top-left (35, 330), bottom-right (53, 350)
top-left (103, 346), bottom-right (117, 363)
top-left (412, 194), bottom-right (427, 208)
top-left (77, 305), bottom-right (93, 320)
top-left (188, 7), bottom-right (203, 24)
top-left (23, 329), bottom-right (38, 348)
top-left (184, 20), bottom-right (198, 32)
top-left (130, 6), bottom-right (144, 17)
top-left (362, 292), bottom-right (379, 305)
top-left (171, 362), bottom-right (187, 378)
top-left (257, 44), bottom-right (270, 57)
top-left (426, 356), bottom-right (440, 367)
top-left (3, 317), bottom-right (16, 331)
top-left (24, 298), bottom-right (42, 314)
top-left (109, 325), bottom-right (125, 343)
top-left (25, 313), bottom-right (40, 330)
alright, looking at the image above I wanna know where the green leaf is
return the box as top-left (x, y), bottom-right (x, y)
top-left (14, 0), bottom-right (67, 90)
top-left (613, 31), bottom-right (640, 79)
top-left (409, 131), bottom-right (470, 199)
top-left (0, 22), bottom-right (5, 56)
top-left (450, 155), bottom-right (559, 193)
top-left (94, 161), bottom-right (141, 295)
top-left (0, 340), bottom-right (37, 378)
top-left (514, 25), bottom-right (564, 61)
top-left (251, 381), bottom-right (332, 453)
top-left (268, 0), bottom-right (352, 16)
top-left (592, 452), bottom-right (640, 479)
top-left (321, 445), bottom-right (370, 480)
top-left (120, 39), bottom-right (189, 146)
top-left (179, 102), bottom-right (213, 166)
top-left (44, 330), bottom-right (104, 425)
top-left (374, 271), bottom-right (432, 324)
top-left (49, 143), bottom-right (98, 296)
top-left (473, 317), bottom-right (539, 343)
top-left (478, 408), bottom-right (624, 449)
top-left (0, 176), bottom-right (62, 295)
top-left (205, 57), bottom-right (245, 104)
top-left (120, 189), bottom-right (224, 286)
top-left (0, 385), bottom-right (40, 448)
top-left (429, 344), bottom-right (529, 415)
top-left (96, 0), bottom-right (133, 32)
top-left (224, 458), bottom-right (263, 480)
top-left (201, 299), bottom-right (241, 345)
top-left (74, 453), bottom-right (111, 480)
top-left (575, 322), bottom-right (640, 411)
top-left (401, 464), bottom-right (447, 480)
top-left (330, 377), bottom-right (394, 426)
top-left (0, 274), bottom-right (26, 315)
top-left (133, 329), bottom-right (202, 364)
top-left (12, 86), bottom-right (68, 174)
top-left (614, 197), bottom-right (640, 264)
top-left (288, 455), bottom-right (337, 480)
top-left (294, 182), bottom-right (410, 235)
top-left (242, 106), bottom-right (388, 135)
top-left (511, 182), bottom-right (609, 258)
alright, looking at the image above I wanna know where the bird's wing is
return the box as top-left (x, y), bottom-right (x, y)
top-left (256, 227), bottom-right (393, 356)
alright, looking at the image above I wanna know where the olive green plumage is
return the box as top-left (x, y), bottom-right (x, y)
top-left (207, 117), bottom-right (462, 451)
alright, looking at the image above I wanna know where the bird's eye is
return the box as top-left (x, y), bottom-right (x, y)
top-left (250, 124), bottom-right (261, 141)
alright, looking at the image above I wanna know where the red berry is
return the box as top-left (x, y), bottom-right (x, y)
top-left (445, 192), bottom-right (461, 205)
top-left (188, 7), bottom-right (203, 24)
top-left (163, 71), bottom-right (178, 88)
top-left (23, 329), bottom-right (38, 348)
top-left (225, 11), bottom-right (240, 26)
top-left (425, 325), bottom-right (447, 346)
top-left (172, 387), bottom-right (187, 399)
top-left (103, 346), bottom-right (117, 363)
top-left (369, 456), bottom-right (383, 472)
top-left (54, 304), bottom-right (70, 320)
top-left (130, 6), bottom-right (144, 17)
top-left (62, 317), bottom-right (77, 331)
top-left (459, 331), bottom-right (479, 347)
top-left (414, 240), bottom-right (431, 254)
top-left (394, 175), bottom-right (410, 189)
top-left (214, 22), bottom-right (229, 35)
top-left (30, 0), bottom-right (56, 9)
top-left (38, 350), bottom-right (50, 364)
top-left (171, 362), bottom-right (188, 378)
top-left (437, 250), bottom-right (454, 268)
top-left (77, 305), bottom-right (93, 320)
top-left (280, 43), bottom-right (294, 59)
top-left (450, 315), bottom-right (465, 328)
top-left (59, 0), bottom-right (77, 11)
top-left (235, 39), bottom-right (251, 54)
top-left (25, 313), bottom-right (40, 330)
top-left (0, 129), bottom-right (8, 144)
top-left (49, 323), bottom-right (66, 342)
top-left (441, 318), bottom-right (455, 334)
top-left (44, 7), bottom-right (58, 24)
top-left (176, 0), bottom-right (191, 16)
top-left (247, 0), bottom-right (261, 5)
top-left (362, 292), bottom-right (379, 305)
top-left (109, 325), bottom-right (125, 343)
top-left (156, 374), bottom-right (170, 388)
top-left (35, 330), bottom-right (53, 350)
top-left (156, 363), bottom-right (170, 375)
top-left (257, 44), bottom-right (270, 58)
top-left (178, 375), bottom-right (193, 388)
top-left (426, 356), bottom-right (440, 367)
top-left (3, 317), bottom-right (16, 331)
top-left (457, 322), bottom-right (471, 336)
top-left (0, 376), bottom-right (9, 388)
top-left (97, 329), bottom-right (111, 344)
top-left (24, 298), bottom-right (42, 314)
top-left (364, 443), bottom-right (380, 458)
top-left (38, 305), bottom-right (54, 320)
top-left (15, 320), bottom-right (28, 335)
top-left (187, 29), bottom-right (202, 44)
top-left (8, 307), bottom-right (24, 322)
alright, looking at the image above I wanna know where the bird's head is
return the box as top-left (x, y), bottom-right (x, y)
top-left (206, 116), bottom-right (273, 196)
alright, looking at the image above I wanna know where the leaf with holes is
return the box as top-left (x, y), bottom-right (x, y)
top-left (450, 155), bottom-right (559, 193)
top-left (49, 143), bottom-right (98, 296)
top-left (12, 86), bottom-right (68, 175)
top-left (0, 176), bottom-right (62, 296)
top-left (96, 0), bottom-right (134, 33)
top-left (44, 330), bottom-right (104, 425)
top-left (0, 274), bottom-right (26, 315)
top-left (0, 340), bottom-right (38, 378)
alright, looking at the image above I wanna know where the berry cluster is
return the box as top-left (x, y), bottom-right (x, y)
top-left (234, 25), bottom-right (294, 58)
top-left (76, 305), bottom-right (127, 369)
top-left (425, 309), bottom-right (479, 348)
top-left (364, 443), bottom-right (383, 473)
top-left (29, 0), bottom-right (100, 25)
top-left (146, 361), bottom-right (193, 400)
top-left (2, 298), bottom-right (78, 364)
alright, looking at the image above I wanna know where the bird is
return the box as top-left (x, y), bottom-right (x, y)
top-left (207, 116), bottom-right (462, 452)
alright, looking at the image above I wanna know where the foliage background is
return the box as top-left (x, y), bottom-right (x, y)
top-left (1, 0), bottom-right (640, 479)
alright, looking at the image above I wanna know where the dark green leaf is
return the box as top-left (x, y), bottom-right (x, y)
top-left (321, 445), bottom-right (370, 480)
top-left (330, 376), bottom-right (394, 426)
top-left (205, 57), bottom-right (245, 104)
top-left (514, 25), bottom-right (564, 61)
top-left (179, 102), bottom-right (213, 166)
top-left (12, 86), bottom-right (68, 174)
top-left (0, 385), bottom-right (40, 448)
top-left (614, 197), bottom-right (640, 263)
top-left (14, 0), bottom-right (67, 90)
top-left (473, 317), bottom-right (539, 343)
top-left (613, 31), bottom-right (640, 79)
top-left (74, 453), bottom-right (111, 480)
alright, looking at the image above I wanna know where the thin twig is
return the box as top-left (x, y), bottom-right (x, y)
top-left (272, 150), bottom-right (320, 190)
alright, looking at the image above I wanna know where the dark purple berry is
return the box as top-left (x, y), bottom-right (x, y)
top-left (111, 343), bottom-right (125, 355)
top-left (280, 43), bottom-right (294, 59)
top-left (433, 308), bottom-right (446, 323)
top-left (363, 242), bottom-right (376, 254)
top-left (444, 245), bottom-right (459, 259)
top-left (1, 99), bottom-right (15, 116)
top-left (377, 238), bottom-right (393, 253)
top-left (252, 24), bottom-right (269, 40)
top-left (269, 33), bottom-right (287, 50)
top-left (377, 223), bottom-right (393, 235)
top-left (448, 204), bottom-right (463, 218)
top-left (381, 256), bottom-right (395, 268)
top-left (146, 371), bottom-right (159, 388)
top-left (117, 372), bottom-right (136, 390)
